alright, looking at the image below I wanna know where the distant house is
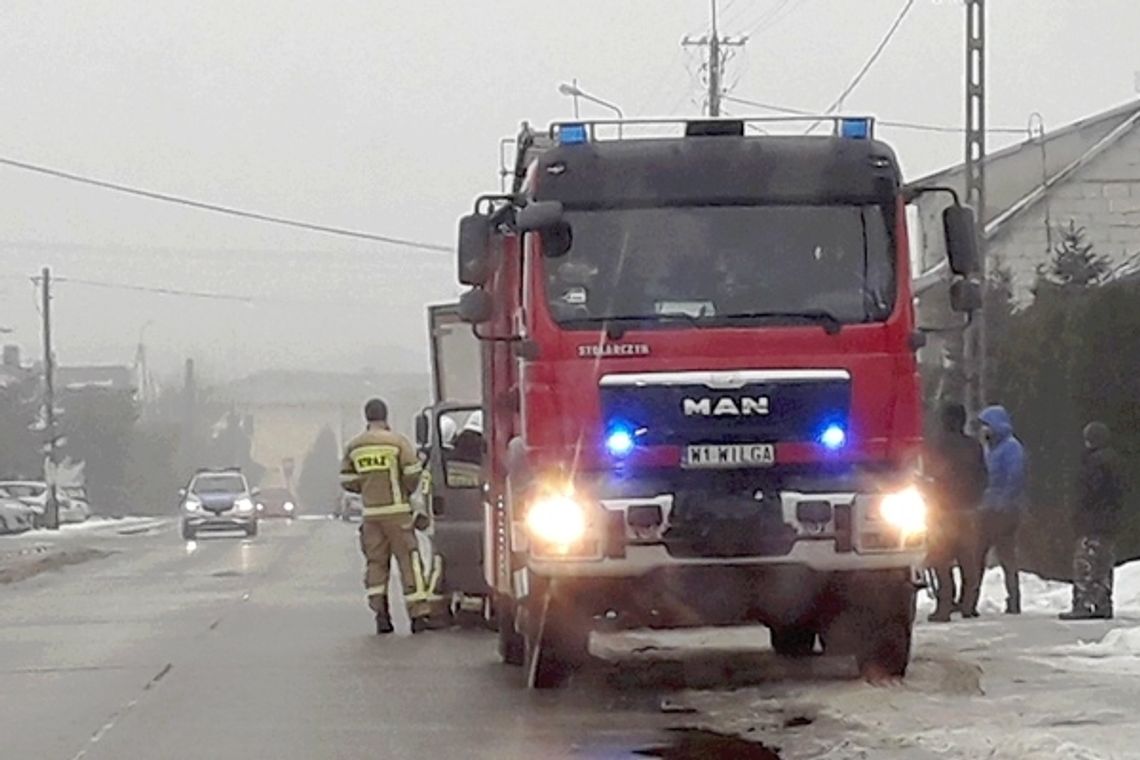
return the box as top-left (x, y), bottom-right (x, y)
top-left (0, 345), bottom-right (35, 390)
top-left (914, 98), bottom-right (1140, 303)
top-left (215, 370), bottom-right (429, 492)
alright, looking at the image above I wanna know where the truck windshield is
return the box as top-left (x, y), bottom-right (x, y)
top-left (543, 205), bottom-right (894, 327)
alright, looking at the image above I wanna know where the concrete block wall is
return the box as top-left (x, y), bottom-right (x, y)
top-left (990, 125), bottom-right (1140, 302)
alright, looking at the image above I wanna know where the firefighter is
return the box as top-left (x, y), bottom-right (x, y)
top-left (340, 398), bottom-right (433, 635)
top-left (445, 411), bottom-right (484, 488)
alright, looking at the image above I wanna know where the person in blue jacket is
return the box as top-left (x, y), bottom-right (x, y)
top-left (974, 405), bottom-right (1027, 615)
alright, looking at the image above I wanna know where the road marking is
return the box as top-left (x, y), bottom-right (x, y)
top-left (68, 663), bottom-right (172, 760)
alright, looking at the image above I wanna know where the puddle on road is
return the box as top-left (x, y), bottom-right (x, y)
top-left (635, 728), bottom-right (781, 759)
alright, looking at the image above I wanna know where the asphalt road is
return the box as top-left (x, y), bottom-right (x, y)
top-left (0, 518), bottom-right (689, 760)
top-left (5, 517), bottom-right (1140, 759)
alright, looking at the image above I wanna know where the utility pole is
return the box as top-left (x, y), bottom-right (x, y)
top-left (41, 267), bottom-right (60, 530)
top-left (963, 0), bottom-right (987, 420)
top-left (682, 0), bottom-right (747, 116)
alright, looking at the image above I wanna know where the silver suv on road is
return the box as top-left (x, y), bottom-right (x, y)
top-left (180, 469), bottom-right (258, 540)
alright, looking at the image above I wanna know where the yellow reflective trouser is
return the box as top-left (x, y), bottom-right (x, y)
top-left (359, 517), bottom-right (441, 619)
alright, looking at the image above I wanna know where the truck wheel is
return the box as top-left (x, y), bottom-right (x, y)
top-left (770, 626), bottom-right (817, 657)
top-left (246, 522), bottom-right (259, 538)
top-left (181, 523), bottom-right (195, 541)
top-left (496, 595), bottom-right (525, 666)
top-left (523, 593), bottom-right (590, 689)
top-left (821, 572), bottom-right (916, 678)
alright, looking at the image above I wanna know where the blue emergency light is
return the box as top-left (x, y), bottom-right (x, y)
top-left (819, 423), bottom-right (848, 450)
top-left (558, 123), bottom-right (589, 145)
top-left (604, 421), bottom-right (644, 458)
top-left (839, 118), bottom-right (872, 140)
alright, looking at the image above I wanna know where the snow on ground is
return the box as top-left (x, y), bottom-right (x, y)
top-left (613, 562), bottom-right (1140, 759)
top-left (15, 516), bottom-right (164, 539)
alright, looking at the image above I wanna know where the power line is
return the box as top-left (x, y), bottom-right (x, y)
top-left (722, 94), bottom-right (1027, 135)
top-left (31, 274), bottom-right (255, 303)
top-left (0, 156), bottom-right (452, 253)
top-left (806, 0), bottom-right (917, 132)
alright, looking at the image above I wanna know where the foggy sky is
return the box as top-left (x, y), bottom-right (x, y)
top-left (2, 0), bottom-right (1138, 382)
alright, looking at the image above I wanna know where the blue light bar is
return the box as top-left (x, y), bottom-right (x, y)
top-left (839, 118), bottom-right (872, 140)
top-left (558, 123), bottom-right (589, 145)
top-left (819, 424), bottom-right (847, 451)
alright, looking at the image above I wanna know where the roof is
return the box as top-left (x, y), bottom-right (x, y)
top-left (216, 370), bottom-right (428, 407)
top-left (915, 98), bottom-right (1140, 240)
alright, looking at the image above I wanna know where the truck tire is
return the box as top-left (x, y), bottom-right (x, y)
top-left (181, 523), bottom-right (195, 541)
top-left (246, 522), bottom-right (258, 538)
top-left (496, 595), bottom-right (525, 666)
top-left (821, 571), bottom-right (916, 678)
top-left (523, 592), bottom-right (590, 689)
top-left (770, 626), bottom-right (817, 657)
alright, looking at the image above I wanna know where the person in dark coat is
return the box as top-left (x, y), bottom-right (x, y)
top-left (1060, 422), bottom-right (1126, 620)
top-left (924, 402), bottom-right (988, 622)
top-left (976, 405), bottom-right (1027, 615)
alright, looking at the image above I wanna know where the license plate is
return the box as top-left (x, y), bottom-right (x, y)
top-left (683, 443), bottom-right (775, 469)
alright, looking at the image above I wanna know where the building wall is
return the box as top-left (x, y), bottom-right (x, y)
top-left (240, 403), bottom-right (348, 490)
top-left (990, 125), bottom-right (1140, 302)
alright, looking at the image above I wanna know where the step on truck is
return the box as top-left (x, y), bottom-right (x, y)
top-left (454, 116), bottom-right (981, 687)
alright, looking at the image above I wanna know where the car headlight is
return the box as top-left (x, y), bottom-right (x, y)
top-left (183, 497), bottom-right (202, 513)
top-left (877, 486), bottom-right (927, 536)
top-left (235, 498), bottom-right (254, 513)
top-left (283, 502), bottom-right (295, 512)
top-left (525, 493), bottom-right (587, 548)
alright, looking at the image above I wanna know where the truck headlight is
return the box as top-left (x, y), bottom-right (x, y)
top-left (877, 486), bottom-right (927, 536)
top-left (525, 493), bottom-right (587, 548)
top-left (183, 498), bottom-right (202, 513)
top-left (283, 502), bottom-right (295, 512)
top-left (235, 498), bottom-right (255, 513)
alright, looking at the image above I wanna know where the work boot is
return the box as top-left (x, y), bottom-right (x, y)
top-left (961, 609), bottom-right (980, 619)
top-left (1005, 600), bottom-right (1021, 615)
top-left (375, 611), bottom-right (394, 635)
top-left (410, 617), bottom-right (430, 634)
top-left (928, 609), bottom-right (952, 623)
top-left (1060, 607), bottom-right (1113, 621)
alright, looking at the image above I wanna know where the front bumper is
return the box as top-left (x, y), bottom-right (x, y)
top-left (523, 488), bottom-right (925, 578)
top-left (184, 513), bottom-right (256, 531)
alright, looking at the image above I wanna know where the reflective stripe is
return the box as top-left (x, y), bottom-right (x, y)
top-left (362, 503), bottom-right (411, 518)
top-left (339, 473), bottom-right (360, 484)
top-left (403, 461), bottom-right (423, 477)
top-left (365, 585), bottom-right (387, 598)
top-left (426, 555), bottom-right (444, 601)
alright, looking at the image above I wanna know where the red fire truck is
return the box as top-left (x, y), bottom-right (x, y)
top-left (455, 116), bottom-right (979, 687)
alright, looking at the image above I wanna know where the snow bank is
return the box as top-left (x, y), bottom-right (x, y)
top-left (919, 559), bottom-right (1140, 617)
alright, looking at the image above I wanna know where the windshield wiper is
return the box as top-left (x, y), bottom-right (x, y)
top-left (724, 310), bottom-right (844, 335)
top-left (598, 313), bottom-right (700, 339)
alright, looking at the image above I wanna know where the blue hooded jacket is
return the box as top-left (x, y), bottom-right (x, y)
top-left (978, 405), bottom-right (1027, 513)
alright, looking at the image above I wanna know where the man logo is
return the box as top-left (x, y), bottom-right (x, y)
top-left (682, 396), bottom-right (771, 417)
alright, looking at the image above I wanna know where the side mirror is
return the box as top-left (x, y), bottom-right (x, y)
top-left (516, 200), bottom-right (564, 232)
top-left (414, 413), bottom-right (429, 449)
top-left (178, 488), bottom-right (187, 497)
top-left (458, 288), bottom-right (493, 324)
top-left (949, 279), bottom-right (983, 313)
top-left (943, 205), bottom-right (980, 276)
top-left (251, 487), bottom-right (261, 497)
top-left (458, 213), bottom-right (493, 286)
